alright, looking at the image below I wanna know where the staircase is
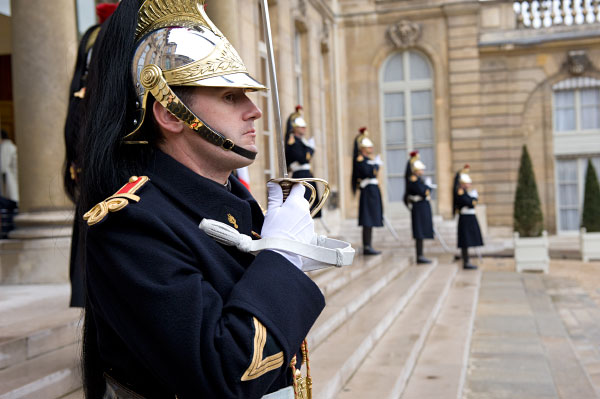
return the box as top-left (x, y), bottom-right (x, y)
top-left (0, 285), bottom-right (82, 399)
top-left (0, 252), bottom-right (479, 399)
top-left (306, 251), bottom-right (482, 399)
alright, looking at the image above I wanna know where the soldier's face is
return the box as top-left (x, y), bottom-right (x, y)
top-left (294, 126), bottom-right (306, 137)
top-left (415, 169), bottom-right (424, 177)
top-left (361, 146), bottom-right (373, 156)
top-left (186, 86), bottom-right (262, 165)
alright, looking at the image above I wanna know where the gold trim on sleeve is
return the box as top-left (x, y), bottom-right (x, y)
top-left (241, 317), bottom-right (284, 381)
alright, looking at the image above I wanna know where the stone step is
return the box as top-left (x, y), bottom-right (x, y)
top-left (308, 253), bottom-right (410, 350)
top-left (401, 268), bottom-right (481, 399)
top-left (0, 342), bottom-right (81, 399)
top-left (309, 259), bottom-right (439, 399)
top-left (0, 309), bottom-right (81, 371)
top-left (0, 284), bottom-right (81, 371)
top-left (309, 251), bottom-right (395, 298)
top-left (335, 264), bottom-right (458, 399)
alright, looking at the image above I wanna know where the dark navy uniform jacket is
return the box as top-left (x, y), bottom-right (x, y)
top-left (285, 136), bottom-right (321, 218)
top-left (85, 151), bottom-right (325, 399)
top-left (406, 176), bottom-right (434, 239)
top-left (455, 190), bottom-right (484, 248)
top-left (355, 157), bottom-right (383, 227)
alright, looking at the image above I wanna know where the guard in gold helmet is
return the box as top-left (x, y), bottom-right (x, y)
top-left (453, 165), bottom-right (483, 269)
top-left (404, 150), bottom-right (434, 263)
top-left (352, 127), bottom-right (384, 255)
top-left (79, 1), bottom-right (324, 398)
top-left (285, 105), bottom-right (321, 218)
top-left (63, 2), bottom-right (118, 309)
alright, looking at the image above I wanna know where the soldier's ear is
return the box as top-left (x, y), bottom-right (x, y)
top-left (152, 101), bottom-right (184, 135)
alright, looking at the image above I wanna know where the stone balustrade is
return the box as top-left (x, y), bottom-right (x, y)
top-left (514, 0), bottom-right (600, 28)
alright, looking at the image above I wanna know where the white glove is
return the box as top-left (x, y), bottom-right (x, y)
top-left (303, 137), bottom-right (315, 149)
top-left (425, 177), bottom-right (437, 189)
top-left (469, 189), bottom-right (478, 199)
top-left (374, 154), bottom-right (383, 165)
top-left (261, 182), bottom-right (315, 269)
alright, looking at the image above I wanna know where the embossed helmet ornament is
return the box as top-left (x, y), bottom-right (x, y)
top-left (124, 0), bottom-right (266, 160)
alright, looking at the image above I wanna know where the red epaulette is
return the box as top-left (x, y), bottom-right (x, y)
top-left (83, 176), bottom-right (149, 226)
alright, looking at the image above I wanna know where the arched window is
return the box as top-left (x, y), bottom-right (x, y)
top-left (553, 77), bottom-right (600, 231)
top-left (380, 51), bottom-right (435, 208)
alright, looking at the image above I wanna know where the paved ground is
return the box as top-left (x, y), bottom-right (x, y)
top-left (464, 257), bottom-right (600, 399)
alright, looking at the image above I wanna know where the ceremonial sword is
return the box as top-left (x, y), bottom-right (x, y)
top-left (259, 0), bottom-right (329, 215)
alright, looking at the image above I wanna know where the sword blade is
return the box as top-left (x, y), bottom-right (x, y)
top-left (260, 0), bottom-right (287, 178)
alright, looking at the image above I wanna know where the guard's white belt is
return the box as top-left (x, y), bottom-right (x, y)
top-left (199, 219), bottom-right (355, 272)
top-left (408, 195), bottom-right (425, 202)
top-left (460, 207), bottom-right (476, 215)
top-left (290, 162), bottom-right (311, 173)
top-left (360, 178), bottom-right (379, 188)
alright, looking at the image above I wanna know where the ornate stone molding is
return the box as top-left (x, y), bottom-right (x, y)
top-left (387, 20), bottom-right (421, 49)
top-left (565, 50), bottom-right (591, 76)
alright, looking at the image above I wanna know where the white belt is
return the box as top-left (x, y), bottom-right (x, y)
top-left (199, 219), bottom-right (355, 272)
top-left (262, 386), bottom-right (294, 399)
top-left (360, 178), bottom-right (378, 188)
top-left (290, 162), bottom-right (311, 173)
top-left (460, 207), bottom-right (476, 215)
top-left (408, 195), bottom-right (425, 202)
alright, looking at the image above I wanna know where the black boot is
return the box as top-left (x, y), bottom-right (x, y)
top-left (416, 239), bottom-right (431, 264)
top-left (462, 247), bottom-right (477, 270)
top-left (363, 227), bottom-right (381, 255)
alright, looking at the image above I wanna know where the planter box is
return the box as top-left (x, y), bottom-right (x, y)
top-left (580, 228), bottom-right (600, 262)
top-left (514, 231), bottom-right (549, 273)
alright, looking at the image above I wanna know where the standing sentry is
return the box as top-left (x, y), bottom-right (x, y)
top-left (79, 1), bottom-right (325, 398)
top-left (352, 127), bottom-right (384, 255)
top-left (404, 150), bottom-right (434, 264)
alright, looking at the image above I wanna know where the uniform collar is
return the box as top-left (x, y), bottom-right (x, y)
top-left (145, 150), bottom-right (263, 235)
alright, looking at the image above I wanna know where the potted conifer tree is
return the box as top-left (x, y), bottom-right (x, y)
top-left (513, 145), bottom-right (549, 273)
top-left (580, 159), bottom-right (600, 262)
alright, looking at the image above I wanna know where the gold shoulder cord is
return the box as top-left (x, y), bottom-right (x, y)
top-left (290, 340), bottom-right (312, 399)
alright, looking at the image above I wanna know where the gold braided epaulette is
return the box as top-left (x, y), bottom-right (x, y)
top-left (83, 176), bottom-right (149, 226)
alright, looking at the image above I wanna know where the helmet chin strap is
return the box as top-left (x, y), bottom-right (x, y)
top-left (136, 64), bottom-right (257, 160)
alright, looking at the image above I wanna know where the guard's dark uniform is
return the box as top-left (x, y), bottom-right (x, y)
top-left (406, 176), bottom-right (434, 239)
top-left (355, 156), bottom-right (383, 227)
top-left (285, 136), bottom-right (321, 218)
top-left (85, 151), bottom-right (325, 399)
top-left (455, 189), bottom-right (483, 248)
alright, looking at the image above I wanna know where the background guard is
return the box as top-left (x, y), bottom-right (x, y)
top-left (453, 165), bottom-right (484, 269)
top-left (404, 151), bottom-right (434, 264)
top-left (63, 2), bottom-right (118, 308)
top-left (351, 127), bottom-right (384, 255)
top-left (284, 106), bottom-right (321, 218)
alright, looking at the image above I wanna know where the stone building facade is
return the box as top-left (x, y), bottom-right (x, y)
top-left (1, 0), bottom-right (599, 282)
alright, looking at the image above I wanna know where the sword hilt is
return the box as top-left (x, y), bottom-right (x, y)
top-left (269, 178), bottom-right (330, 218)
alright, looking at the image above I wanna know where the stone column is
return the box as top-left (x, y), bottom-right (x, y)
top-left (2, 0), bottom-right (77, 283)
top-left (205, 0), bottom-right (240, 48)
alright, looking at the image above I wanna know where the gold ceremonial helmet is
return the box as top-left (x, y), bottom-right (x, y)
top-left (459, 165), bottom-right (472, 184)
top-left (410, 150), bottom-right (426, 172)
top-left (124, 0), bottom-right (266, 158)
top-left (356, 127), bottom-right (374, 149)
